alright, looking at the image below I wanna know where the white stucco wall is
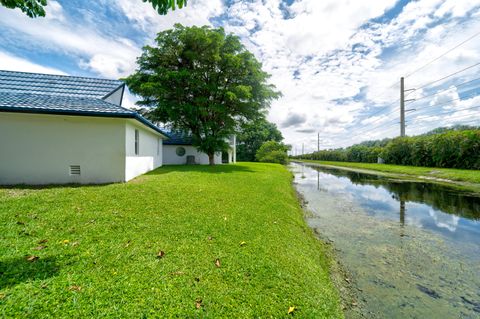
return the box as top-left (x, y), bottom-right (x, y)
top-left (124, 120), bottom-right (163, 181)
top-left (0, 113), bottom-right (166, 185)
top-left (163, 145), bottom-right (222, 165)
top-left (0, 112), bottom-right (126, 185)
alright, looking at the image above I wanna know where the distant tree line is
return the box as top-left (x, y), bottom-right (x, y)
top-left (293, 125), bottom-right (480, 170)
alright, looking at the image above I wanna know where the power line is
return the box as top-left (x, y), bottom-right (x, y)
top-left (404, 30), bottom-right (480, 78)
top-left (343, 63), bottom-right (480, 145)
top-left (411, 105), bottom-right (480, 121)
top-left (408, 76), bottom-right (480, 104)
top-left (414, 61), bottom-right (480, 91)
top-left (411, 89), bottom-right (480, 113)
top-left (350, 119), bottom-right (399, 139)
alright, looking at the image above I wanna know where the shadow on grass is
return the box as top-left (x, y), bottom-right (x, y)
top-left (0, 182), bottom-right (114, 191)
top-left (146, 163), bottom-right (256, 175)
top-left (0, 164), bottom-right (257, 190)
top-left (0, 255), bottom-right (61, 289)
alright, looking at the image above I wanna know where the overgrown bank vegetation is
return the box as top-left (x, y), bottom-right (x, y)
top-left (294, 126), bottom-right (480, 169)
top-left (0, 163), bottom-right (342, 318)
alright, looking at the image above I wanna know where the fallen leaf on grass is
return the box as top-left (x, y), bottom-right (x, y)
top-left (62, 240), bottom-right (70, 244)
top-left (33, 245), bottom-right (47, 250)
top-left (214, 259), bottom-right (221, 268)
top-left (170, 271), bottom-right (184, 276)
top-left (195, 298), bottom-right (202, 309)
top-left (207, 236), bottom-right (213, 241)
top-left (38, 239), bottom-right (48, 244)
top-left (157, 251), bottom-right (165, 259)
top-left (71, 241), bottom-right (79, 247)
top-left (26, 255), bottom-right (39, 262)
top-left (288, 306), bottom-right (296, 314)
top-left (69, 285), bottom-right (82, 292)
top-left (240, 241), bottom-right (246, 246)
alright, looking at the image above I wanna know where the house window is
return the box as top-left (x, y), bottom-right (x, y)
top-left (176, 146), bottom-right (186, 157)
top-left (135, 129), bottom-right (139, 155)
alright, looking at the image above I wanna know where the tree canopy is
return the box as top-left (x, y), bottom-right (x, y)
top-left (237, 118), bottom-right (283, 162)
top-left (125, 24), bottom-right (280, 164)
top-left (1, 0), bottom-right (186, 18)
top-left (144, 0), bottom-right (186, 15)
top-left (0, 0), bottom-right (47, 18)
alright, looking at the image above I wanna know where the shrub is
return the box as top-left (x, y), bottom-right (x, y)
top-left (292, 129), bottom-right (480, 169)
top-left (256, 141), bottom-right (290, 164)
top-left (381, 137), bottom-right (414, 165)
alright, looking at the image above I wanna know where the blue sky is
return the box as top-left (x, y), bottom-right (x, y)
top-left (1, 0), bottom-right (479, 152)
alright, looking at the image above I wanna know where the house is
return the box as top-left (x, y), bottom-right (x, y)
top-left (0, 70), bottom-right (169, 185)
top-left (163, 132), bottom-right (236, 165)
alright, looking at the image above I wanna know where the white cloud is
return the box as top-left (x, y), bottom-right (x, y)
top-left (0, 50), bottom-right (66, 75)
top-left (1, 0), bottom-right (479, 149)
top-left (114, 0), bottom-right (223, 33)
top-left (0, 2), bottom-right (140, 78)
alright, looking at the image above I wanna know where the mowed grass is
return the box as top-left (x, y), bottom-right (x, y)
top-left (298, 160), bottom-right (480, 185)
top-left (0, 163), bottom-right (343, 318)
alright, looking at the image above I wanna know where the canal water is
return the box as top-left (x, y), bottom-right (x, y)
top-left (290, 162), bottom-right (480, 319)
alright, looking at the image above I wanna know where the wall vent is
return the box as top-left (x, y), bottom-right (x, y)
top-left (69, 165), bottom-right (81, 176)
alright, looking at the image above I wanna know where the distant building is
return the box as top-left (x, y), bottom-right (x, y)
top-left (163, 132), bottom-right (236, 165)
top-left (0, 70), bottom-right (169, 185)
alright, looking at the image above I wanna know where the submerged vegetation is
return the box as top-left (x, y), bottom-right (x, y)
top-left (0, 163), bottom-right (342, 318)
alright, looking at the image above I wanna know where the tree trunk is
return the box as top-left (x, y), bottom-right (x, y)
top-left (208, 153), bottom-right (215, 165)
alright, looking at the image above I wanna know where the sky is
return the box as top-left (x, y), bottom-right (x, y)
top-left (1, 0), bottom-right (480, 153)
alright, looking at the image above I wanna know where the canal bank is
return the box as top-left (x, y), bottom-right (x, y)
top-left (290, 162), bottom-right (480, 318)
top-left (295, 160), bottom-right (480, 194)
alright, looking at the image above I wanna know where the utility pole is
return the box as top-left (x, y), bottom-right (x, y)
top-left (400, 77), bottom-right (405, 137)
top-left (317, 132), bottom-right (320, 152)
top-left (400, 77), bottom-right (416, 137)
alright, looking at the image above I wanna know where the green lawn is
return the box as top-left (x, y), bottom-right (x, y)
top-left (298, 160), bottom-right (480, 185)
top-left (0, 163), bottom-right (343, 318)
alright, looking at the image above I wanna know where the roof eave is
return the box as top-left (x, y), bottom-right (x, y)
top-left (0, 107), bottom-right (170, 138)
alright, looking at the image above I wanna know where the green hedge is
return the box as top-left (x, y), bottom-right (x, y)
top-left (294, 129), bottom-right (480, 169)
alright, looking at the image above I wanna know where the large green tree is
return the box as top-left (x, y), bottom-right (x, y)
top-left (237, 118), bottom-right (283, 162)
top-left (125, 24), bottom-right (280, 165)
top-left (1, 0), bottom-right (186, 18)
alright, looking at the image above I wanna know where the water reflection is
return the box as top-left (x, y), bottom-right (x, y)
top-left (291, 163), bottom-right (480, 318)
top-left (303, 164), bottom-right (480, 242)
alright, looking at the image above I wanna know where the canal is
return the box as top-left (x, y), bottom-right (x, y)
top-left (290, 162), bottom-right (480, 318)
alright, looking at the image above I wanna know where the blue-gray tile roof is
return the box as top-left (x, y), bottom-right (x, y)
top-left (0, 70), bottom-right (123, 98)
top-left (0, 70), bottom-right (169, 137)
top-left (163, 131), bottom-right (193, 145)
top-left (0, 92), bottom-right (128, 114)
